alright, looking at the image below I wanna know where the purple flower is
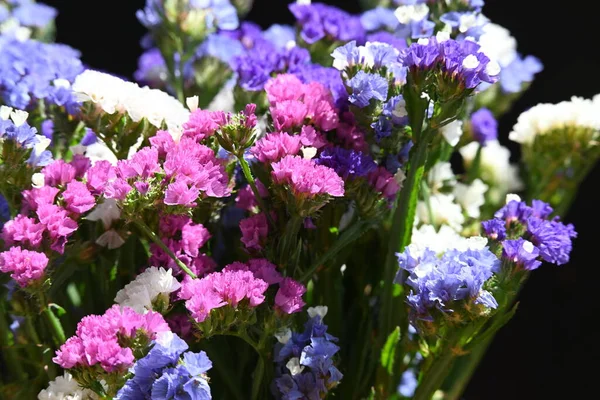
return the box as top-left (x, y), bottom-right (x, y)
top-left (502, 239), bottom-right (542, 271)
top-left (346, 71), bottom-right (388, 108)
top-left (134, 48), bottom-right (168, 88)
top-left (499, 55), bottom-right (543, 93)
top-left (526, 218), bottom-right (577, 265)
top-left (366, 31), bottom-right (407, 51)
top-left (164, 180), bottom-right (200, 207)
top-left (470, 108), bottom-right (497, 145)
top-left (360, 7), bottom-right (399, 32)
top-left (481, 219), bottom-right (506, 241)
top-left (289, 2), bottom-right (366, 45)
top-left (315, 147), bottom-right (377, 179)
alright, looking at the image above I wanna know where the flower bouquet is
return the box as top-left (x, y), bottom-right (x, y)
top-left (0, 0), bottom-right (595, 399)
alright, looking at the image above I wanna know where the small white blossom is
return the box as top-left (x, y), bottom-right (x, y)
top-left (37, 373), bottom-right (98, 400)
top-left (10, 109), bottom-right (29, 127)
top-left (307, 306), bottom-right (328, 319)
top-left (301, 146), bottom-right (318, 160)
top-left (416, 193), bottom-right (465, 232)
top-left (83, 141), bottom-right (118, 165)
top-left (395, 4), bottom-right (429, 25)
top-left (114, 267), bottom-right (181, 314)
top-left (453, 179), bottom-right (489, 219)
top-left (427, 162), bottom-right (456, 192)
top-left (441, 120), bottom-right (463, 146)
top-left (462, 54), bottom-right (480, 69)
top-left (31, 173), bottom-right (45, 189)
top-left (275, 327), bottom-right (292, 344)
top-left (186, 95), bottom-right (199, 111)
top-left (286, 357), bottom-right (305, 376)
top-left (477, 22), bottom-right (518, 67)
top-left (505, 193), bottom-right (522, 204)
top-left (408, 224), bottom-right (488, 258)
top-left (86, 199), bottom-right (121, 229)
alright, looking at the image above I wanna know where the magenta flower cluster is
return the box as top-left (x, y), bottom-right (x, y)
top-left (271, 155), bottom-right (345, 198)
top-left (53, 305), bottom-right (170, 372)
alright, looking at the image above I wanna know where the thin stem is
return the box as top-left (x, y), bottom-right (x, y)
top-left (133, 219), bottom-right (197, 279)
top-left (299, 219), bottom-right (374, 282)
top-left (236, 154), bottom-right (275, 228)
top-left (413, 347), bottom-right (455, 400)
top-left (37, 292), bottom-right (66, 346)
top-left (0, 301), bottom-right (26, 382)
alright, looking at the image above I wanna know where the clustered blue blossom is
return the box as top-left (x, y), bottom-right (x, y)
top-left (372, 95), bottom-right (409, 140)
top-left (482, 199), bottom-right (578, 269)
top-left (360, 7), bottom-right (399, 33)
top-left (395, 247), bottom-right (500, 321)
top-left (470, 107), bottom-right (498, 145)
top-left (347, 71), bottom-right (389, 108)
top-left (289, 2), bottom-right (366, 45)
top-left (137, 0), bottom-right (239, 31)
top-left (273, 315), bottom-right (343, 400)
top-left (116, 332), bottom-right (213, 400)
top-left (498, 55), bottom-right (543, 93)
top-left (0, 0), bottom-right (56, 30)
top-left (0, 36), bottom-right (83, 111)
top-left (0, 114), bottom-right (52, 167)
top-left (399, 37), bottom-right (499, 89)
top-left (316, 147), bottom-right (377, 179)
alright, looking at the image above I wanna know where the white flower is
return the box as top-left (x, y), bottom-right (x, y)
top-left (462, 54), bottom-right (480, 69)
top-left (275, 327), bottom-right (292, 344)
top-left (96, 230), bottom-right (125, 250)
top-left (441, 120), bottom-right (463, 146)
top-left (286, 357), bottom-right (305, 376)
top-left (477, 22), bottom-right (517, 67)
top-left (416, 193), bottom-right (464, 232)
top-left (207, 86), bottom-right (235, 113)
top-left (38, 373), bottom-right (98, 400)
top-left (460, 140), bottom-right (523, 204)
top-left (32, 173), bottom-right (45, 188)
top-left (72, 70), bottom-right (189, 133)
top-left (427, 162), bottom-right (456, 192)
top-left (86, 199), bottom-right (121, 229)
top-left (509, 96), bottom-right (600, 145)
top-left (436, 31), bottom-right (451, 42)
top-left (453, 179), bottom-right (489, 219)
top-left (10, 109), bottom-right (29, 126)
top-left (114, 267), bottom-right (181, 314)
top-left (83, 141), bottom-right (118, 165)
top-left (0, 105), bottom-right (12, 120)
top-left (505, 193), bottom-right (521, 204)
top-left (301, 146), bottom-right (318, 160)
top-left (408, 224), bottom-right (487, 258)
top-left (307, 305), bottom-right (328, 319)
top-left (395, 4), bottom-right (429, 25)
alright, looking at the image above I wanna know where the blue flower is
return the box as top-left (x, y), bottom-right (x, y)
top-left (499, 55), bottom-right (543, 93)
top-left (289, 2), bottom-right (366, 45)
top-left (196, 32), bottom-right (244, 64)
top-left (481, 219), bottom-right (506, 240)
top-left (470, 107), bottom-right (498, 144)
top-left (526, 218), bottom-right (577, 265)
top-left (12, 2), bottom-right (57, 28)
top-left (398, 369), bottom-right (418, 397)
top-left (315, 147), bottom-right (377, 179)
top-left (360, 7), bottom-right (399, 32)
top-left (263, 24), bottom-right (296, 50)
top-left (291, 64), bottom-right (347, 108)
top-left (182, 351), bottom-right (213, 376)
top-left (366, 31), bottom-right (407, 51)
top-left (502, 239), bottom-right (542, 271)
top-left (346, 71), bottom-right (388, 108)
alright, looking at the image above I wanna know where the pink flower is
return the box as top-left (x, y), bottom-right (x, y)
top-left (299, 125), bottom-right (328, 149)
top-left (104, 178), bottom-right (132, 200)
top-left (235, 182), bottom-right (268, 211)
top-left (0, 246), bottom-right (49, 287)
top-left (265, 74), bottom-right (305, 105)
top-left (271, 155), bottom-right (344, 197)
top-left (272, 100), bottom-right (308, 131)
top-left (181, 222), bottom-right (211, 258)
top-left (179, 277), bottom-right (226, 323)
top-left (240, 213), bottom-right (269, 251)
top-left (86, 161), bottom-right (116, 195)
top-left (369, 167), bottom-right (400, 201)
top-left (182, 109), bottom-right (222, 142)
top-left (70, 155), bottom-right (91, 179)
top-left (42, 160), bottom-right (76, 187)
top-left (1, 215), bottom-right (45, 248)
top-left (191, 253), bottom-right (217, 277)
top-left (251, 132), bottom-right (302, 163)
top-left (117, 148), bottom-right (160, 180)
top-left (52, 337), bottom-right (86, 369)
top-left (158, 215), bottom-right (190, 236)
top-left (36, 204), bottom-right (78, 253)
top-left (21, 186), bottom-right (60, 213)
top-left (303, 82), bottom-right (339, 131)
top-left (62, 181), bottom-right (96, 214)
top-left (149, 130), bottom-right (176, 159)
top-left (164, 180), bottom-right (199, 207)
top-left (275, 277), bottom-right (306, 314)
top-left (247, 259), bottom-right (282, 285)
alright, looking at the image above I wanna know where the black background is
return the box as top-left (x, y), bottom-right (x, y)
top-left (42, 0), bottom-right (595, 398)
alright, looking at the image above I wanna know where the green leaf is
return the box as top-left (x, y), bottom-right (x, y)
top-left (49, 303), bottom-right (66, 317)
top-left (380, 326), bottom-right (401, 375)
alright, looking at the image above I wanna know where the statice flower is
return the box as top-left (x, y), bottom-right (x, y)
top-left (134, 47), bottom-right (168, 88)
top-left (0, 37), bottom-right (83, 111)
top-left (271, 155), bottom-right (344, 198)
top-left (408, 224), bottom-right (488, 259)
top-left (179, 269), bottom-right (268, 324)
top-left (265, 74), bottom-right (339, 132)
top-left (275, 277), bottom-right (307, 314)
top-left (72, 70), bottom-right (190, 132)
top-left (368, 167), bottom-right (401, 201)
top-left (0, 246), bottom-right (49, 287)
top-left (360, 7), bottom-right (399, 32)
top-left (251, 132), bottom-right (302, 163)
top-left (396, 246), bottom-right (500, 322)
top-left (239, 212), bottom-right (269, 251)
top-left (37, 372), bottom-right (99, 400)
top-left (273, 311), bottom-right (342, 399)
top-left (289, 2), bottom-right (366, 45)
top-left (53, 305), bottom-right (170, 373)
top-left (399, 37), bottom-right (500, 89)
top-left (416, 193), bottom-right (465, 232)
top-left (223, 258), bottom-right (283, 285)
top-left (482, 198), bottom-right (577, 269)
top-left (114, 267), bottom-right (182, 314)
top-left (0, 107), bottom-right (53, 167)
top-left (115, 332), bottom-right (213, 400)
top-left (315, 147), bottom-right (377, 179)
top-left (393, 2), bottom-right (435, 39)
top-left (470, 107), bottom-right (497, 144)
top-left (291, 63), bottom-right (348, 108)
top-left (347, 71), bottom-right (389, 108)
top-left (137, 0), bottom-right (238, 32)
top-left (453, 179), bottom-right (489, 219)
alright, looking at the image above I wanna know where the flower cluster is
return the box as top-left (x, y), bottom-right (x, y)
top-left (273, 309), bottom-right (343, 400)
top-left (0, 36), bottom-right (83, 111)
top-left (0, 0), bottom-right (57, 37)
top-left (482, 197), bottom-right (577, 269)
top-left (116, 332), bottom-right (212, 399)
top-left (0, 107), bottom-right (52, 167)
top-left (289, 2), bottom-right (366, 45)
top-left (53, 305), bottom-right (170, 373)
top-left (114, 267), bottom-right (182, 314)
top-left (396, 245), bottom-right (500, 323)
top-left (271, 155), bottom-right (345, 199)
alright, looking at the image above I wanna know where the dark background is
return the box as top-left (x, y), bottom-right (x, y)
top-left (43, 0), bottom-right (594, 397)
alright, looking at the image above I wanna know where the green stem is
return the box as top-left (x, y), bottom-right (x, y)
top-left (0, 301), bottom-right (26, 382)
top-left (133, 220), bottom-right (197, 279)
top-left (413, 347), bottom-right (456, 400)
top-left (37, 293), bottom-right (66, 346)
top-left (299, 219), bottom-right (374, 282)
top-left (443, 337), bottom-right (492, 400)
top-left (251, 356), bottom-right (266, 400)
top-left (236, 154), bottom-right (275, 227)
